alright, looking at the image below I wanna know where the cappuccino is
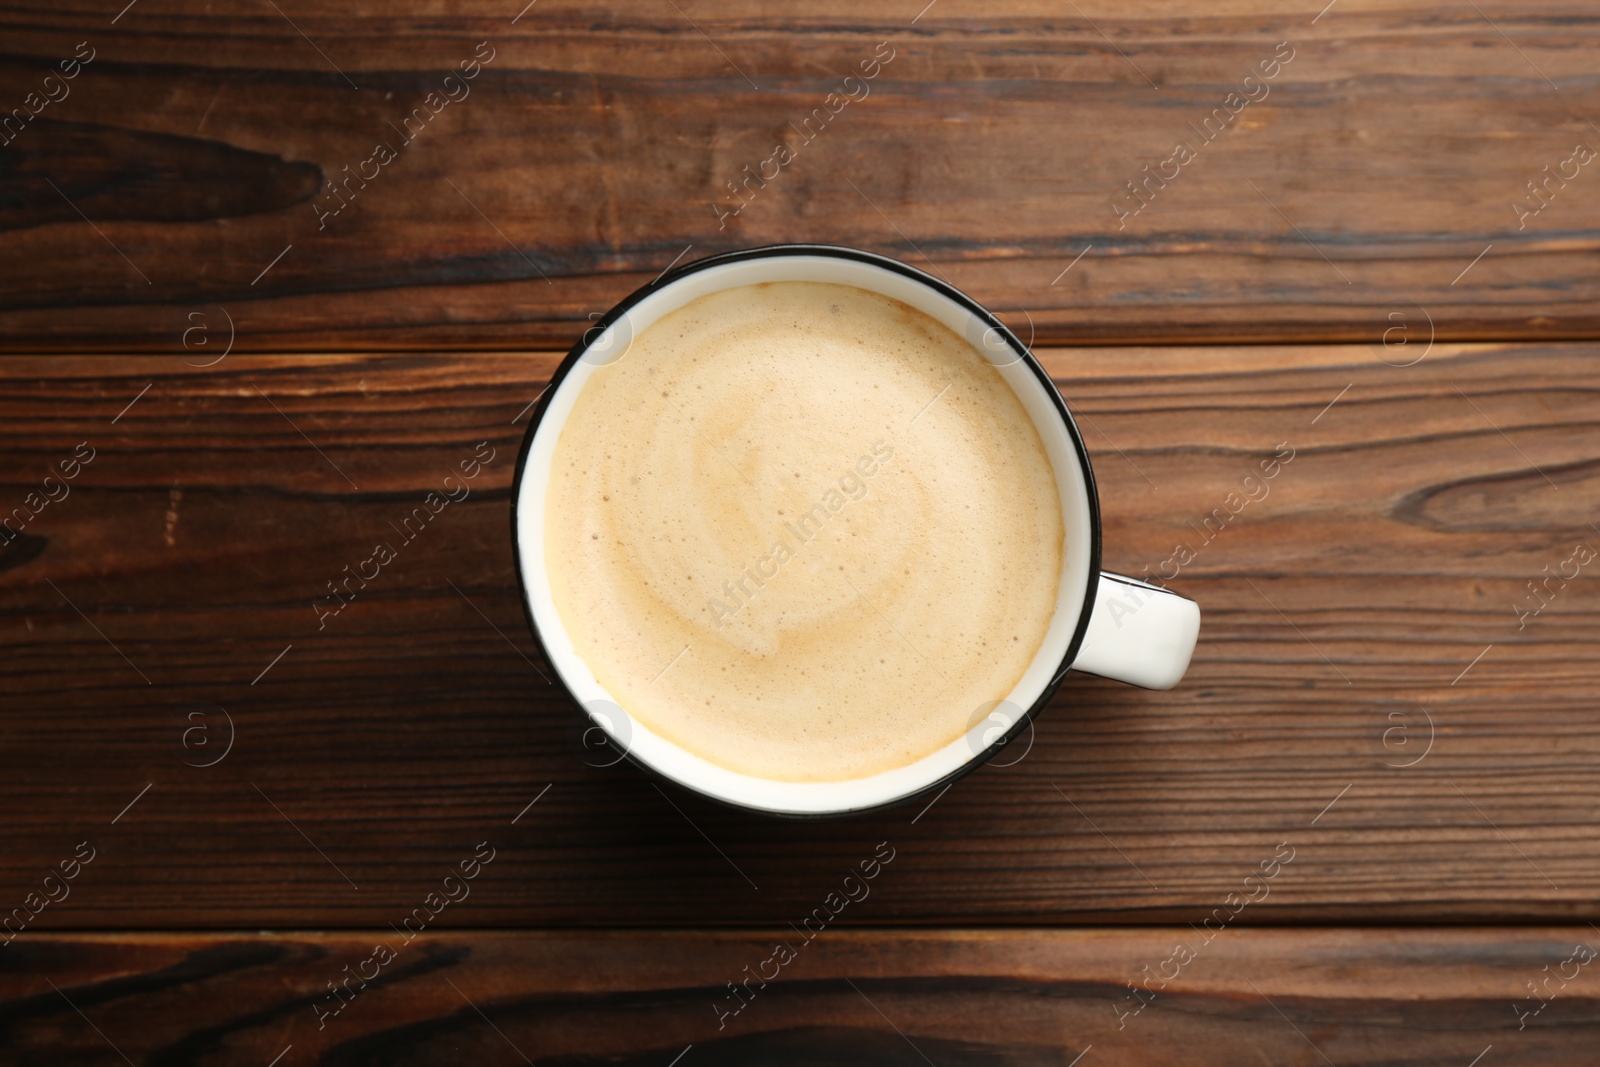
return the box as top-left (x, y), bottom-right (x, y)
top-left (545, 281), bottom-right (1063, 781)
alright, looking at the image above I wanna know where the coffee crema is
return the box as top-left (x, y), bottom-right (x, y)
top-left (545, 281), bottom-right (1063, 781)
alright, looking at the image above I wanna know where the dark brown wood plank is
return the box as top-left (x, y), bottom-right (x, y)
top-left (1, 3), bottom-right (1598, 349)
top-left (5, 928), bottom-right (1598, 1064)
top-left (0, 351), bottom-right (1595, 927)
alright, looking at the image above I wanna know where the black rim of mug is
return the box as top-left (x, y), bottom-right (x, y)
top-left (509, 243), bottom-right (1104, 819)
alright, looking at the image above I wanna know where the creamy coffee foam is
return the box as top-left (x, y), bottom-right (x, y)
top-left (545, 281), bottom-right (1063, 781)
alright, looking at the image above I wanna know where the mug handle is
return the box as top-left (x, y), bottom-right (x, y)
top-left (1070, 573), bottom-right (1200, 690)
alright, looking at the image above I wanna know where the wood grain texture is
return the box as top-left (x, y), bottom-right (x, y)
top-left (1, 2), bottom-right (1599, 350)
top-left (0, 351), bottom-right (1595, 928)
top-left (5, 928), bottom-right (1600, 1064)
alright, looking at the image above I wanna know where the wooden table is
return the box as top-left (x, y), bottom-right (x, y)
top-left (3, 2), bottom-right (1598, 1062)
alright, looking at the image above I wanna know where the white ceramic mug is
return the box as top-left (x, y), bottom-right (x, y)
top-left (512, 245), bottom-right (1200, 816)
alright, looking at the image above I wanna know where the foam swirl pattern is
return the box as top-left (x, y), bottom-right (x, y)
top-left (546, 282), bottom-right (1063, 781)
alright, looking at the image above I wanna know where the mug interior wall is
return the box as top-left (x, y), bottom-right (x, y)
top-left (515, 253), bottom-right (1093, 814)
